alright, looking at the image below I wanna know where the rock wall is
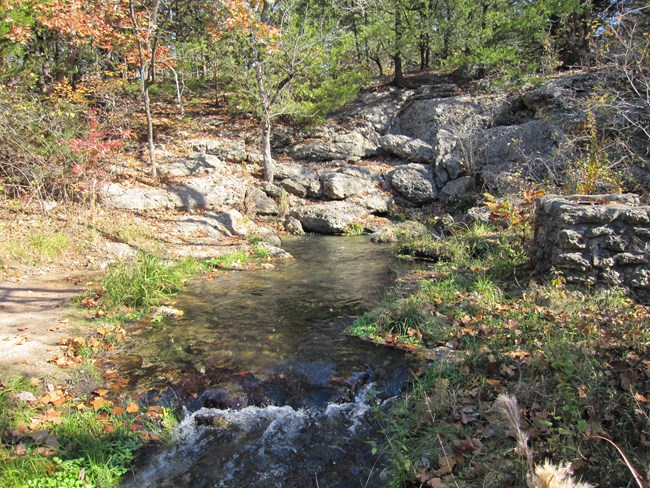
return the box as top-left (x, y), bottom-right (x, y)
top-left (533, 194), bottom-right (650, 301)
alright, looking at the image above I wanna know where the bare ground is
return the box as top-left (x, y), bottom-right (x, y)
top-left (0, 270), bottom-right (88, 381)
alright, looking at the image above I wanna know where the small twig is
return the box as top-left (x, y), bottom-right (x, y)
top-left (437, 434), bottom-right (461, 488)
top-left (591, 435), bottom-right (647, 488)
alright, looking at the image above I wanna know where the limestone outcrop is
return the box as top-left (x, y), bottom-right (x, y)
top-left (533, 194), bottom-right (650, 300)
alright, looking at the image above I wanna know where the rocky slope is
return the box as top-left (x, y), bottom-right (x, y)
top-left (98, 70), bottom-right (648, 244)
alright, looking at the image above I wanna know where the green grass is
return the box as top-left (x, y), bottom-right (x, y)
top-left (100, 253), bottom-right (198, 310)
top-left (1, 377), bottom-right (173, 488)
top-left (356, 220), bottom-right (650, 487)
top-left (203, 250), bottom-right (250, 268)
top-left (342, 223), bottom-right (365, 236)
top-left (0, 230), bottom-right (71, 265)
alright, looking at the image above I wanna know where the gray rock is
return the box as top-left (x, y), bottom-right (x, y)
top-left (336, 87), bottom-right (411, 132)
top-left (175, 218), bottom-right (228, 239)
top-left (379, 134), bottom-right (435, 163)
top-left (533, 194), bottom-right (650, 300)
top-left (435, 129), bottom-right (468, 182)
top-left (189, 139), bottom-right (248, 162)
top-left (258, 243), bottom-right (293, 259)
top-left (472, 120), bottom-right (569, 192)
top-left (358, 193), bottom-right (393, 213)
top-left (322, 173), bottom-right (371, 200)
top-left (390, 95), bottom-right (495, 146)
top-left (284, 217), bottom-right (305, 235)
top-left (389, 164), bottom-right (437, 204)
top-left (99, 183), bottom-right (181, 210)
top-left (294, 202), bottom-right (367, 234)
top-left (208, 210), bottom-right (249, 236)
top-left (171, 175), bottom-right (245, 211)
top-left (278, 178), bottom-right (307, 197)
top-left (105, 242), bottom-right (138, 260)
top-left (439, 176), bottom-right (474, 201)
top-left (557, 229), bottom-right (586, 249)
top-left (275, 164), bottom-right (321, 197)
top-left (466, 206), bottom-right (492, 223)
top-left (289, 131), bottom-right (376, 162)
top-left (262, 183), bottom-right (283, 198)
top-left (158, 154), bottom-right (223, 177)
top-left (245, 187), bottom-right (279, 216)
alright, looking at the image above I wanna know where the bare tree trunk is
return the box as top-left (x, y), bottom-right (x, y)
top-left (390, 2), bottom-right (407, 87)
top-left (141, 78), bottom-right (157, 177)
top-left (255, 51), bottom-right (274, 182)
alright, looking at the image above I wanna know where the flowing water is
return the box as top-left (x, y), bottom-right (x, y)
top-left (118, 235), bottom-right (420, 488)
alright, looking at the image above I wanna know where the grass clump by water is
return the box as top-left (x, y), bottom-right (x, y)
top-left (100, 252), bottom-right (198, 310)
top-left (0, 376), bottom-right (174, 488)
top-left (355, 218), bottom-right (650, 488)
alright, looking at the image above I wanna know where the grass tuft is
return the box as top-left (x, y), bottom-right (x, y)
top-left (100, 253), bottom-right (198, 310)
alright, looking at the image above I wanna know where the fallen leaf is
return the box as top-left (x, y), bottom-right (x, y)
top-left (93, 389), bottom-right (109, 397)
top-left (126, 402), bottom-right (140, 414)
top-left (427, 478), bottom-right (447, 488)
top-left (91, 397), bottom-right (113, 411)
top-left (111, 407), bottom-right (124, 415)
top-left (17, 327), bottom-right (28, 331)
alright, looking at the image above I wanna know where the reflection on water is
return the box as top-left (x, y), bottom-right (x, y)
top-left (120, 235), bottom-right (408, 388)
top-left (119, 235), bottom-right (418, 488)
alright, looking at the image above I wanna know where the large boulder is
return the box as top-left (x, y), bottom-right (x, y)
top-left (274, 163), bottom-right (322, 197)
top-left (99, 183), bottom-right (181, 210)
top-left (171, 175), bottom-right (245, 211)
top-left (389, 163), bottom-right (437, 204)
top-left (294, 202), bottom-right (368, 234)
top-left (389, 95), bottom-right (496, 146)
top-left (321, 173), bottom-right (372, 200)
top-left (158, 154), bottom-right (223, 177)
top-left (187, 138), bottom-right (248, 163)
top-left (471, 120), bottom-right (570, 192)
top-left (289, 131), bottom-right (377, 162)
top-left (245, 187), bottom-right (279, 216)
top-left (379, 134), bottom-right (435, 163)
top-left (334, 87), bottom-right (412, 133)
top-left (439, 176), bottom-right (474, 201)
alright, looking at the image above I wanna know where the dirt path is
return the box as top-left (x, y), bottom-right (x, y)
top-left (0, 271), bottom-right (88, 381)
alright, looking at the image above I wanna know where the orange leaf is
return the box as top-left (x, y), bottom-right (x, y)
top-left (126, 402), bottom-right (140, 414)
top-left (93, 389), bottom-right (109, 397)
top-left (111, 407), bottom-right (124, 415)
top-left (91, 397), bottom-right (113, 411)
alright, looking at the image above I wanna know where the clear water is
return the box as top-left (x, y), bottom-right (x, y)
top-left (118, 235), bottom-right (419, 488)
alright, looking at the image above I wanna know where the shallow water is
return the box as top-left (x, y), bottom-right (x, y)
top-left (119, 235), bottom-right (419, 487)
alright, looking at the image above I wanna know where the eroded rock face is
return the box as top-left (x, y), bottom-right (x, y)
top-left (158, 154), bottom-right (224, 177)
top-left (293, 202), bottom-right (368, 234)
top-left (389, 164), bottom-right (437, 204)
top-left (289, 131), bottom-right (377, 162)
top-left (245, 187), bottom-right (279, 216)
top-left (99, 183), bottom-right (181, 210)
top-left (321, 173), bottom-right (371, 200)
top-left (390, 95), bottom-right (495, 146)
top-left (533, 194), bottom-right (650, 301)
top-left (275, 163), bottom-right (322, 197)
top-left (378, 134), bottom-right (435, 163)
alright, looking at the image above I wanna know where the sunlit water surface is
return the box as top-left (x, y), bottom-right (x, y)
top-left (118, 236), bottom-right (420, 488)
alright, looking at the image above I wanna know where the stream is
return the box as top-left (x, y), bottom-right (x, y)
top-left (118, 235), bottom-right (421, 488)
